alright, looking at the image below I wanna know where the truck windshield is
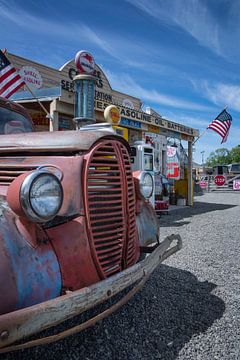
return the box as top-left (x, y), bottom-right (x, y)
top-left (0, 106), bottom-right (33, 135)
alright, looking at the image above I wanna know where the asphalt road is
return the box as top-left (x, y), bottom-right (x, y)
top-left (1, 191), bottom-right (240, 359)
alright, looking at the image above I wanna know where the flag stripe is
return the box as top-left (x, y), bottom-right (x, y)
top-left (0, 74), bottom-right (23, 95)
top-left (209, 122), bottom-right (226, 137)
top-left (0, 78), bottom-right (25, 98)
top-left (208, 124), bottom-right (225, 138)
top-left (0, 66), bottom-right (16, 84)
top-left (207, 109), bottom-right (232, 144)
top-left (0, 50), bottom-right (25, 99)
top-left (0, 64), bottom-right (12, 76)
top-left (4, 81), bottom-right (26, 99)
top-left (213, 119), bottom-right (229, 132)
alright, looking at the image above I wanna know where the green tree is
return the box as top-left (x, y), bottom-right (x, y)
top-left (229, 145), bottom-right (240, 163)
top-left (205, 148), bottom-right (232, 167)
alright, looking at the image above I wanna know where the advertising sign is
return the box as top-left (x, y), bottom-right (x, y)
top-left (19, 66), bottom-right (42, 90)
top-left (214, 175), bottom-right (226, 186)
top-left (104, 105), bottom-right (120, 125)
top-left (167, 146), bottom-right (177, 158)
top-left (167, 162), bottom-right (180, 179)
top-left (233, 180), bottom-right (240, 190)
top-left (122, 98), bottom-right (134, 109)
top-left (199, 180), bottom-right (207, 189)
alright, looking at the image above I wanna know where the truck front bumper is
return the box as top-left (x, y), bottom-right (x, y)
top-left (0, 233), bottom-right (182, 353)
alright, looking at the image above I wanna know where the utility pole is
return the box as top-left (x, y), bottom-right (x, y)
top-left (201, 151), bottom-right (205, 165)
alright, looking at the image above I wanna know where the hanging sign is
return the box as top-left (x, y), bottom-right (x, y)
top-left (19, 66), bottom-right (42, 90)
top-left (167, 146), bottom-right (177, 158)
top-left (166, 162), bottom-right (180, 179)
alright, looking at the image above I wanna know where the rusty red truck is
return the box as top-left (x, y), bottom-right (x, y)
top-left (0, 59), bottom-right (182, 352)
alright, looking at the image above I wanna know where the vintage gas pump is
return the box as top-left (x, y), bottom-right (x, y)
top-left (131, 141), bottom-right (155, 206)
top-left (73, 51), bottom-right (96, 129)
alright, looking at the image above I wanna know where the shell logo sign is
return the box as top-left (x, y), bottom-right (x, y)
top-left (104, 105), bottom-right (120, 125)
top-left (19, 66), bottom-right (42, 90)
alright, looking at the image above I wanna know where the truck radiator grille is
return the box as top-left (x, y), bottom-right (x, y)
top-left (0, 164), bottom-right (37, 185)
top-left (84, 140), bottom-right (138, 279)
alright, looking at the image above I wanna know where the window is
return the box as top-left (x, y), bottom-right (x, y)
top-left (0, 106), bottom-right (33, 134)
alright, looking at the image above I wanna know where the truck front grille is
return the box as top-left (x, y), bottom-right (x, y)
top-left (84, 140), bottom-right (138, 278)
top-left (0, 164), bottom-right (37, 185)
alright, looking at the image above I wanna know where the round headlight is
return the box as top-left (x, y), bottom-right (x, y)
top-left (20, 171), bottom-right (63, 222)
top-left (139, 172), bottom-right (154, 199)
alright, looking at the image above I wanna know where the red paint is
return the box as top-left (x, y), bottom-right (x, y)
top-left (167, 162), bottom-right (180, 179)
top-left (47, 217), bottom-right (100, 291)
top-left (83, 140), bottom-right (139, 279)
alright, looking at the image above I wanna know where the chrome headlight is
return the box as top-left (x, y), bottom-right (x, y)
top-left (139, 172), bottom-right (154, 199)
top-left (20, 171), bottom-right (63, 222)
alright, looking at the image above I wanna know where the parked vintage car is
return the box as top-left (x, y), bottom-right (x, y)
top-left (0, 97), bottom-right (181, 352)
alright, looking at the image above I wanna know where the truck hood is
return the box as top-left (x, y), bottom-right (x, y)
top-left (0, 129), bottom-right (121, 153)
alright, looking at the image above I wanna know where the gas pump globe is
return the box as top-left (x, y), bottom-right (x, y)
top-left (131, 140), bottom-right (155, 206)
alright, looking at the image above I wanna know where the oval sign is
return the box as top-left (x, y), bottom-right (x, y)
top-left (19, 66), bottom-right (42, 89)
top-left (214, 175), bottom-right (226, 186)
top-left (167, 146), bottom-right (177, 158)
top-left (122, 98), bottom-right (134, 109)
top-left (75, 51), bottom-right (95, 74)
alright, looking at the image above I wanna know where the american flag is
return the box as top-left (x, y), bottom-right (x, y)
top-left (0, 50), bottom-right (25, 99)
top-left (207, 109), bottom-right (232, 143)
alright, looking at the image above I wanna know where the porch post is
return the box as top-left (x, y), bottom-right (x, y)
top-left (187, 140), bottom-right (193, 206)
top-left (49, 100), bottom-right (59, 131)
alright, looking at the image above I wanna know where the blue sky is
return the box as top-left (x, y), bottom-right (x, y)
top-left (1, 0), bottom-right (240, 163)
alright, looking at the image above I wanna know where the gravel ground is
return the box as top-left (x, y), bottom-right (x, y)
top-left (1, 191), bottom-right (240, 360)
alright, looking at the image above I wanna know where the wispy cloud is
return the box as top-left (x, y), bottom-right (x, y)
top-left (195, 81), bottom-right (240, 111)
top-left (126, 0), bottom-right (221, 56)
top-left (104, 69), bottom-right (213, 112)
top-left (0, 0), bottom-right (165, 69)
top-left (160, 112), bottom-right (210, 129)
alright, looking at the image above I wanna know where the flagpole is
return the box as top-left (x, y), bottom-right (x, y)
top-left (23, 82), bottom-right (52, 120)
top-left (192, 128), bottom-right (208, 145)
top-left (193, 105), bottom-right (229, 145)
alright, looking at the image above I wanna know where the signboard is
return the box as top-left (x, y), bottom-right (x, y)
top-left (19, 66), bottom-right (43, 90)
top-left (120, 117), bottom-right (142, 129)
top-left (148, 124), bottom-right (160, 134)
top-left (199, 180), bottom-right (207, 189)
top-left (233, 180), bottom-right (240, 190)
top-left (167, 146), bottom-right (177, 158)
top-left (214, 175), bottom-right (226, 186)
top-left (122, 98), bottom-right (134, 109)
top-left (167, 162), bottom-right (180, 179)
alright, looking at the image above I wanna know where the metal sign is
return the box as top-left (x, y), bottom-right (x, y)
top-left (199, 180), bottom-right (207, 189)
top-left (167, 162), bottom-right (180, 179)
top-left (233, 180), bottom-right (240, 190)
top-left (214, 175), bottom-right (226, 186)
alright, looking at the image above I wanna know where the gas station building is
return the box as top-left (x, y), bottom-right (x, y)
top-left (7, 52), bottom-right (199, 205)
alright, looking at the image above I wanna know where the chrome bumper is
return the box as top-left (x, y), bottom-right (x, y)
top-left (0, 234), bottom-right (182, 353)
